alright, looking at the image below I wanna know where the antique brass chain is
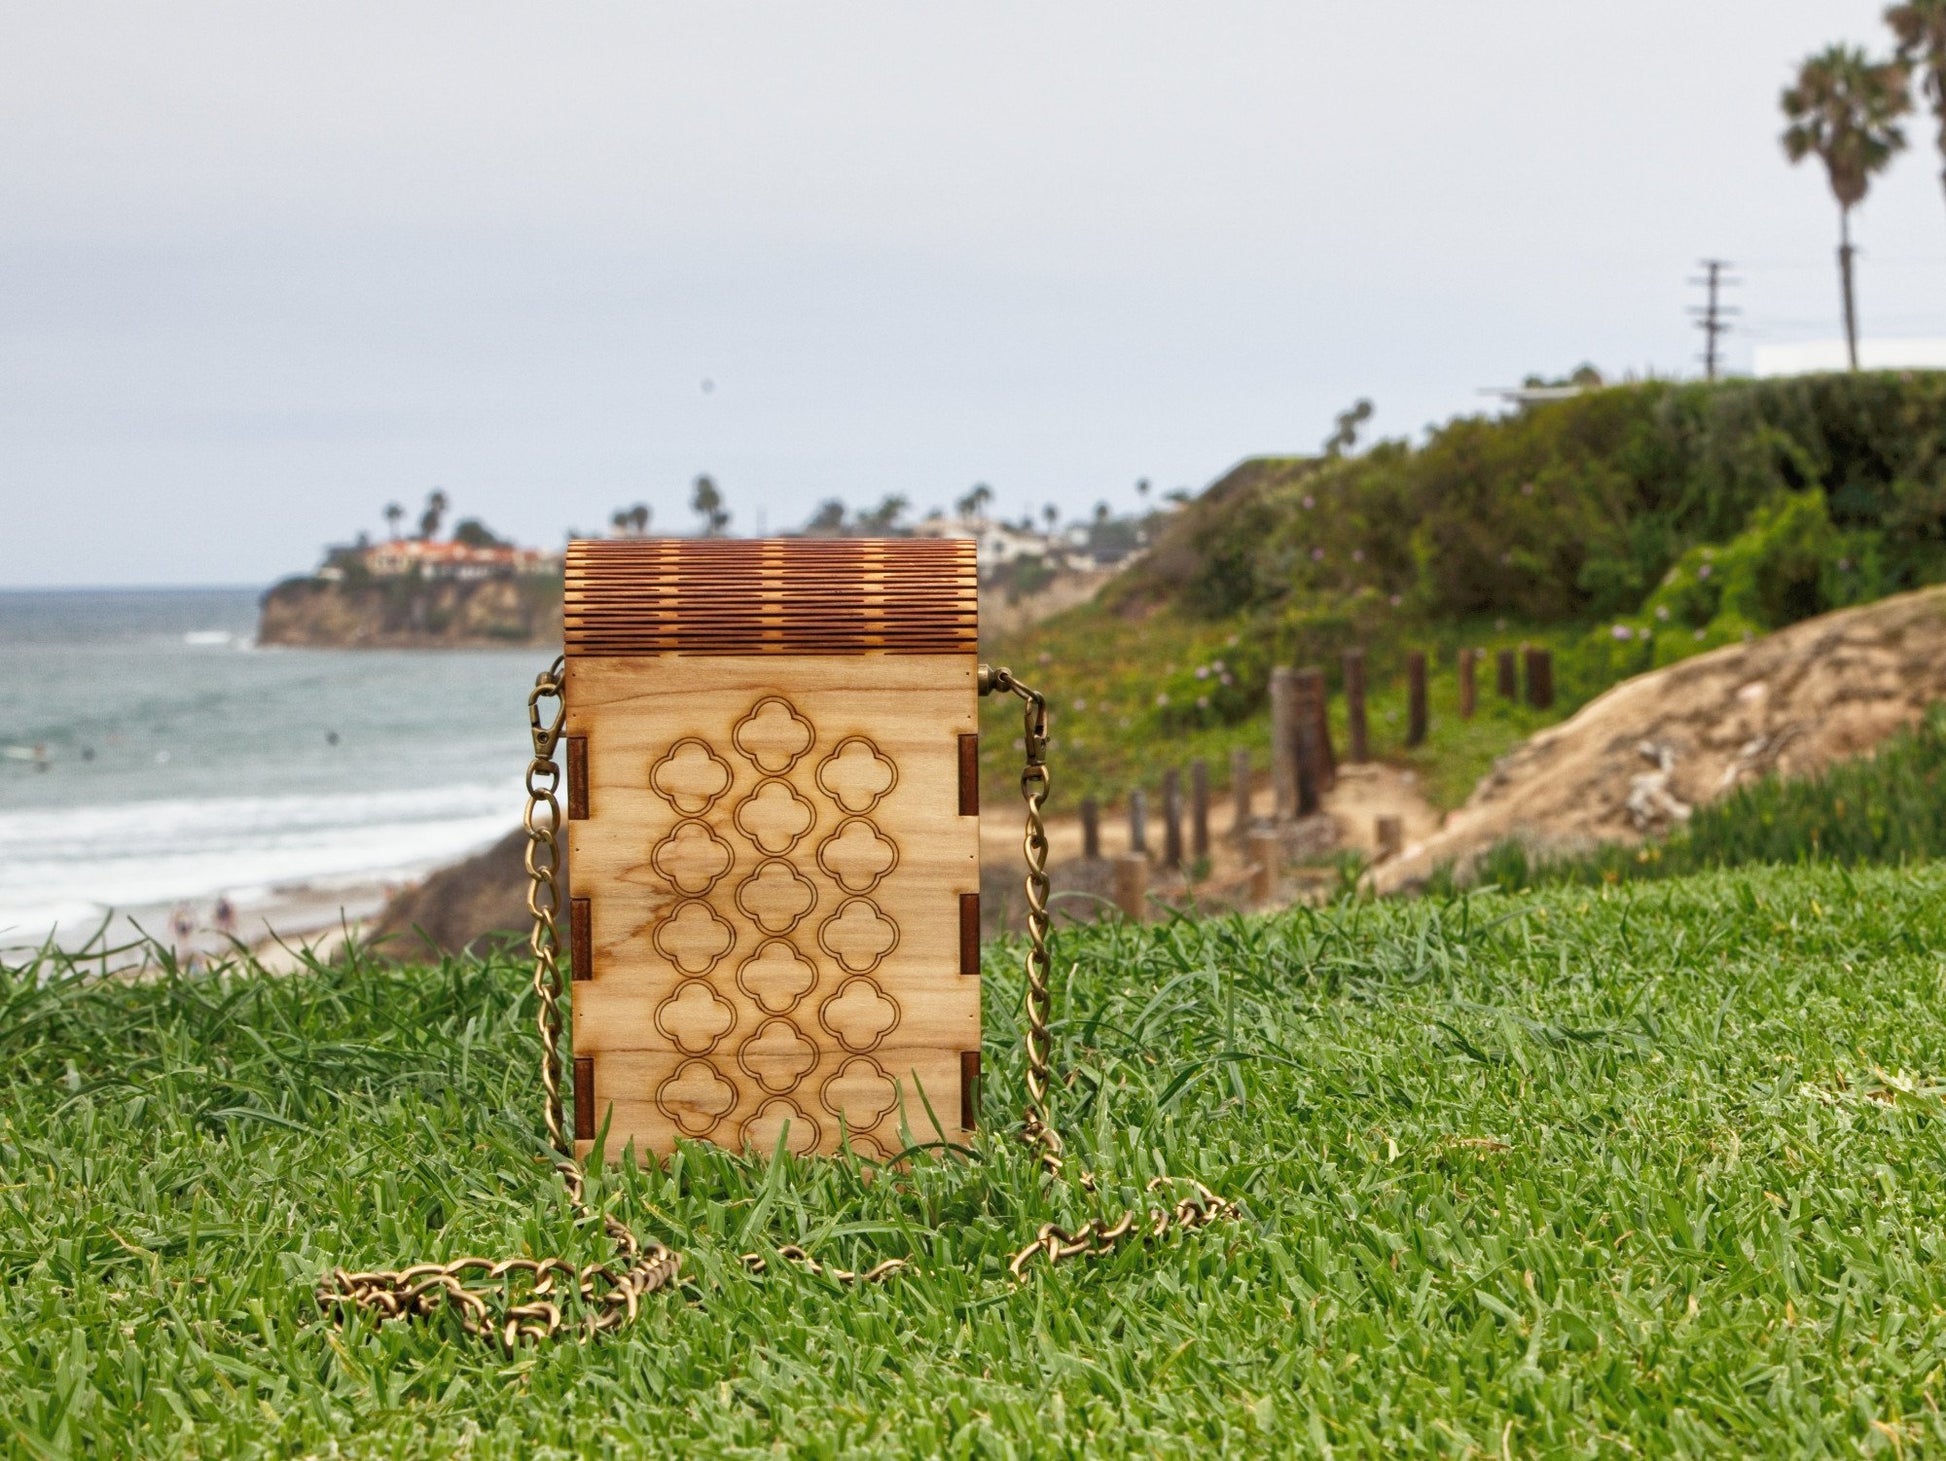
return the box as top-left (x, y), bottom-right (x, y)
top-left (980, 664), bottom-right (1237, 1279)
top-left (319, 659), bottom-right (683, 1346)
top-left (320, 655), bottom-right (1233, 1346)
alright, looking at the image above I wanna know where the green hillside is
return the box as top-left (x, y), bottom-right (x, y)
top-left (985, 372), bottom-right (1946, 809)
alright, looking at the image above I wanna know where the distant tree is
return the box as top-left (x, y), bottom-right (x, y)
top-left (1782, 45), bottom-right (1911, 370)
top-left (418, 489), bottom-right (449, 540)
top-left (691, 475), bottom-right (729, 536)
top-left (1093, 500), bottom-right (1111, 524)
top-left (805, 499), bottom-right (848, 535)
top-left (1324, 398), bottom-right (1375, 457)
top-left (609, 503), bottom-right (651, 537)
top-left (452, 517), bottom-right (509, 549)
top-left (1888, 1), bottom-right (1946, 220)
top-left (955, 483), bottom-right (994, 521)
top-left (610, 509), bottom-right (629, 537)
top-left (1042, 503), bottom-right (1059, 532)
top-left (629, 503), bottom-right (650, 535)
top-left (1165, 488), bottom-right (1193, 506)
top-left (1135, 478), bottom-right (1152, 502)
top-left (383, 502), bottom-right (404, 540)
top-left (857, 494), bottom-right (910, 535)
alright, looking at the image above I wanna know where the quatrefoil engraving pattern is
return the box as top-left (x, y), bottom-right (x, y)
top-left (734, 779), bottom-right (817, 856)
top-left (818, 898), bottom-right (900, 974)
top-left (650, 739), bottom-right (734, 815)
top-left (816, 737), bottom-right (898, 814)
top-left (735, 859), bottom-right (818, 934)
top-left (732, 698), bottom-right (815, 774)
top-left (655, 979), bottom-right (737, 1055)
top-left (819, 976), bottom-right (901, 1054)
top-left (737, 1018), bottom-right (819, 1095)
top-left (736, 939), bottom-right (819, 1015)
top-left (640, 694), bottom-right (913, 1150)
top-left (656, 1058), bottom-right (738, 1136)
top-left (816, 818), bottom-right (900, 895)
top-left (742, 1097), bottom-right (820, 1156)
top-left (653, 900), bottom-right (736, 975)
top-left (821, 1056), bottom-right (900, 1151)
top-left (651, 819), bottom-right (735, 896)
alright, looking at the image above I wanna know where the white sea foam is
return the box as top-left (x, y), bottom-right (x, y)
top-left (0, 781), bottom-right (518, 941)
top-left (2, 587), bottom-right (537, 951)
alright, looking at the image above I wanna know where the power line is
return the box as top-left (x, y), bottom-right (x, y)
top-left (1687, 258), bottom-right (1741, 381)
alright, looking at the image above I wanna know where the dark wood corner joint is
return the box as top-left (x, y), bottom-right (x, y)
top-left (573, 1057), bottom-right (595, 1142)
top-left (957, 733), bottom-right (979, 815)
top-left (960, 1050), bottom-right (980, 1131)
top-left (566, 736), bottom-right (589, 820)
top-left (958, 892), bottom-right (980, 976)
top-left (570, 897), bottom-right (592, 981)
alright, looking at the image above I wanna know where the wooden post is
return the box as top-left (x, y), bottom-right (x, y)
top-left (1113, 852), bottom-right (1149, 921)
top-left (1458, 647), bottom-right (1477, 720)
top-left (1297, 666), bottom-right (1335, 789)
top-left (1161, 768), bottom-right (1183, 871)
top-left (1230, 747), bottom-right (1252, 836)
top-left (1190, 758), bottom-right (1210, 861)
top-left (1406, 650), bottom-right (1428, 748)
top-left (1342, 648), bottom-right (1368, 763)
top-left (1247, 829), bottom-right (1281, 902)
top-left (1525, 646), bottom-right (1554, 710)
top-left (1269, 666), bottom-right (1297, 820)
top-left (1128, 788), bottom-right (1148, 857)
top-left (1080, 796), bottom-right (1101, 860)
top-left (1375, 814), bottom-right (1404, 861)
top-left (1496, 647), bottom-right (1518, 700)
top-left (1295, 706), bottom-right (1322, 818)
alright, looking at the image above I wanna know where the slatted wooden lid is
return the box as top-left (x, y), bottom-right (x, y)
top-left (564, 538), bottom-right (978, 656)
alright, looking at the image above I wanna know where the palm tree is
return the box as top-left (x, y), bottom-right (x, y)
top-left (382, 502), bottom-right (404, 541)
top-left (955, 483), bottom-right (993, 522)
top-left (1888, 1), bottom-right (1946, 219)
top-left (858, 494), bottom-right (909, 534)
top-left (691, 475), bottom-right (728, 536)
top-left (1782, 45), bottom-right (1911, 370)
top-left (629, 503), bottom-right (651, 535)
top-left (417, 488), bottom-right (449, 540)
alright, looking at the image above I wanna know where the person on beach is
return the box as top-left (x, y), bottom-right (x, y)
top-left (171, 904), bottom-right (200, 971)
top-left (213, 896), bottom-right (236, 941)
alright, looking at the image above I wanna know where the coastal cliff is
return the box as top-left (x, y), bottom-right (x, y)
top-left (257, 573), bottom-right (563, 648)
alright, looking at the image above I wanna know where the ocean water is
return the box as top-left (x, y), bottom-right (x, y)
top-left (0, 588), bottom-right (542, 950)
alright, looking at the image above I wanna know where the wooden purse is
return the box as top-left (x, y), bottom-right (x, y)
top-left (321, 537), bottom-right (1231, 1346)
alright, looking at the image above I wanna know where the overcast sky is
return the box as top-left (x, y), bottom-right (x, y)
top-left (6, 1), bottom-right (1945, 587)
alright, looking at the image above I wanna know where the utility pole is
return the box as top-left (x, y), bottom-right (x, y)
top-left (1688, 259), bottom-right (1741, 382)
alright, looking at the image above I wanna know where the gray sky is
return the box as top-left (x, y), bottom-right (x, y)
top-left (5, 1), bottom-right (1944, 587)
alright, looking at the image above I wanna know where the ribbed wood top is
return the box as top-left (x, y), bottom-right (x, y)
top-left (565, 537), bottom-right (978, 656)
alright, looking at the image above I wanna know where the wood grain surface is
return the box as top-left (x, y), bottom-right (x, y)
top-left (564, 649), bottom-right (980, 1160)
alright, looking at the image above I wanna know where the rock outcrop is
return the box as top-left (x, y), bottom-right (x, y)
top-left (364, 827), bottom-right (536, 958)
top-left (257, 575), bottom-right (562, 648)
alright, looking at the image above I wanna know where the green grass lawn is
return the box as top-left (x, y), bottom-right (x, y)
top-left (11, 866), bottom-right (1946, 1455)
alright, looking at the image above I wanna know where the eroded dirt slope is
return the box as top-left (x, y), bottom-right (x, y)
top-left (1372, 586), bottom-right (1946, 893)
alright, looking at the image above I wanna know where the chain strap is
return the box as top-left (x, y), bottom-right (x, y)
top-left (321, 656), bottom-right (1232, 1346)
top-left (977, 665), bottom-right (1061, 1182)
top-left (319, 658), bottom-right (683, 1345)
top-left (979, 665), bottom-right (1237, 1278)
